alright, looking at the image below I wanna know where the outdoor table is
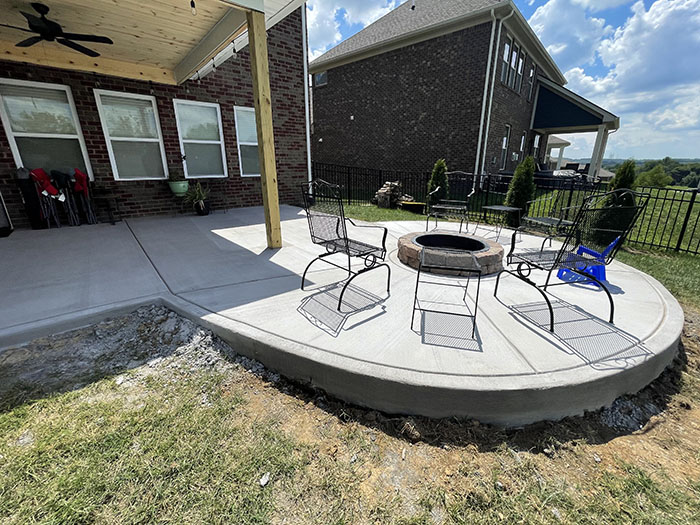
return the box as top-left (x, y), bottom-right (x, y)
top-left (481, 204), bottom-right (521, 241)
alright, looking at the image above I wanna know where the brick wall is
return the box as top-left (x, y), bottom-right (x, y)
top-left (311, 23), bottom-right (492, 174)
top-left (483, 34), bottom-right (550, 173)
top-left (0, 8), bottom-right (308, 229)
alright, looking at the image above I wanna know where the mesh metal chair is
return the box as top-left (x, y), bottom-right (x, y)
top-left (494, 189), bottom-right (650, 332)
top-left (426, 171), bottom-right (476, 233)
top-left (411, 247), bottom-right (481, 337)
top-left (301, 179), bottom-right (391, 310)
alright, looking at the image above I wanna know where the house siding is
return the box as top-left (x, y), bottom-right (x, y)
top-left (311, 22), bottom-right (493, 174)
top-left (0, 8), bottom-right (307, 229)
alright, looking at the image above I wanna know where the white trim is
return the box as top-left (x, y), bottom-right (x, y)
top-left (474, 10), bottom-right (497, 176)
top-left (302, 5), bottom-right (313, 183)
top-left (500, 124), bottom-right (511, 171)
top-left (233, 106), bottom-right (261, 177)
top-left (93, 89), bottom-right (169, 181)
top-left (173, 99), bottom-right (228, 179)
top-left (0, 78), bottom-right (93, 180)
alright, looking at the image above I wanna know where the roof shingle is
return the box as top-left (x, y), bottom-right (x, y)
top-left (311, 0), bottom-right (504, 68)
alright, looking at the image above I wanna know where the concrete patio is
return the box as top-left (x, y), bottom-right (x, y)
top-left (0, 206), bottom-right (683, 426)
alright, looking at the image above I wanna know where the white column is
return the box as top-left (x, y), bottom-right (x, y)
top-left (556, 147), bottom-right (565, 169)
top-left (588, 124), bottom-right (607, 178)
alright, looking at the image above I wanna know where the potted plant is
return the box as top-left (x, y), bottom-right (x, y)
top-left (168, 172), bottom-right (189, 197)
top-left (183, 182), bottom-right (211, 216)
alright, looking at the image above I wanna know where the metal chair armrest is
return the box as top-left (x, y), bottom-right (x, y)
top-left (344, 218), bottom-right (389, 251)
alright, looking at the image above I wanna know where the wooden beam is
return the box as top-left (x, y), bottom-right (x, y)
top-left (0, 40), bottom-right (176, 85)
top-left (174, 8), bottom-right (248, 84)
top-left (246, 10), bottom-right (282, 249)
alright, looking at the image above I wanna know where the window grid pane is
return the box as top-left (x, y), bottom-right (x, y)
top-left (1, 85), bottom-right (76, 135)
top-left (101, 95), bottom-right (158, 139)
top-left (177, 103), bottom-right (220, 140)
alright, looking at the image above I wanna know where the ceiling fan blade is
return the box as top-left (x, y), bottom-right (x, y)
top-left (0, 23), bottom-right (33, 33)
top-left (61, 33), bottom-right (113, 44)
top-left (31, 3), bottom-right (51, 16)
top-left (16, 36), bottom-right (44, 47)
top-left (57, 38), bottom-right (99, 57)
top-left (20, 11), bottom-right (43, 26)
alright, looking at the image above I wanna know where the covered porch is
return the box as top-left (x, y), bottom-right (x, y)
top-left (532, 76), bottom-right (619, 179)
top-left (0, 0), bottom-right (293, 248)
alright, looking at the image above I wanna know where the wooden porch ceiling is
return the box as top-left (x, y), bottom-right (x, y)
top-left (0, 0), bottom-right (265, 85)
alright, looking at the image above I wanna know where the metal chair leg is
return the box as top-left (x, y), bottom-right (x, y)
top-left (572, 268), bottom-right (615, 324)
top-left (495, 268), bottom-right (555, 332)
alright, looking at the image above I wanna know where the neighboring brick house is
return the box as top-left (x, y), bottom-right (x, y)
top-left (0, 4), bottom-right (310, 229)
top-left (310, 0), bottom-right (618, 178)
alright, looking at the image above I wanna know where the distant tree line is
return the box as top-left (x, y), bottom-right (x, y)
top-left (606, 157), bottom-right (700, 189)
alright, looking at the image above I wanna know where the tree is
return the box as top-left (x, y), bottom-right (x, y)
top-left (636, 165), bottom-right (673, 188)
top-left (427, 159), bottom-right (448, 203)
top-left (504, 156), bottom-right (536, 226)
top-left (681, 172), bottom-right (700, 189)
top-left (610, 159), bottom-right (637, 190)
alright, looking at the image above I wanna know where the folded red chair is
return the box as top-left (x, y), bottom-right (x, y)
top-left (30, 168), bottom-right (59, 197)
top-left (73, 168), bottom-right (90, 197)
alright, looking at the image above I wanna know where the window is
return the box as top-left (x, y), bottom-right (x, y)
top-left (314, 71), bottom-right (328, 87)
top-left (173, 100), bottom-right (227, 179)
top-left (501, 37), bottom-right (512, 83)
top-left (533, 134), bottom-right (541, 160)
top-left (528, 65), bottom-right (536, 102)
top-left (508, 43), bottom-right (520, 89)
top-left (500, 125), bottom-right (511, 171)
top-left (516, 54), bottom-right (525, 93)
top-left (0, 79), bottom-right (92, 177)
top-left (234, 106), bottom-right (260, 177)
top-left (94, 89), bottom-right (168, 180)
top-left (520, 132), bottom-right (527, 154)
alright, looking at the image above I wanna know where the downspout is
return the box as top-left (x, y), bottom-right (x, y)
top-left (302, 4), bottom-right (313, 183)
top-left (473, 9), bottom-right (498, 181)
top-left (480, 7), bottom-right (514, 175)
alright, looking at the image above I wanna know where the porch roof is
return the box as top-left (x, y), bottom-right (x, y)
top-left (0, 0), bottom-right (301, 85)
top-left (532, 76), bottom-right (619, 134)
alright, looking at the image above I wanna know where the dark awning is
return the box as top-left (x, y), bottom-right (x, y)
top-left (532, 77), bottom-right (619, 134)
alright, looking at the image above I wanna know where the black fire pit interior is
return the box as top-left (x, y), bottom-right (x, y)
top-left (414, 233), bottom-right (488, 252)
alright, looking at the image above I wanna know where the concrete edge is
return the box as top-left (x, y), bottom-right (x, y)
top-left (0, 295), bottom-right (166, 351)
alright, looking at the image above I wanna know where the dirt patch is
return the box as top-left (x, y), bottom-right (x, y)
top-left (1, 304), bottom-right (699, 522)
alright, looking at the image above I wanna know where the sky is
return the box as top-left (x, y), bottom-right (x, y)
top-left (306, 0), bottom-right (700, 160)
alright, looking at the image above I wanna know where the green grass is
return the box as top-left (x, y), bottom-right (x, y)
top-left (344, 204), bottom-right (424, 222)
top-left (0, 372), bottom-right (305, 524)
top-left (616, 249), bottom-right (700, 309)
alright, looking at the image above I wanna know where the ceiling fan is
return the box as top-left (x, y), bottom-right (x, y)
top-left (0, 2), bottom-right (113, 57)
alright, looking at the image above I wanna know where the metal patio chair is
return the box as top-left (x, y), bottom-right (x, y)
top-left (494, 189), bottom-right (649, 332)
top-left (411, 247), bottom-right (482, 337)
top-left (426, 171), bottom-right (476, 233)
top-left (301, 179), bottom-right (391, 310)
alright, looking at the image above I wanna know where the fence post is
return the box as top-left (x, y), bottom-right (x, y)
top-left (675, 189), bottom-right (698, 252)
top-left (483, 174), bottom-right (491, 222)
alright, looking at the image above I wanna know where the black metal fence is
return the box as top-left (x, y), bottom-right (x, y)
top-left (311, 162), bottom-right (700, 255)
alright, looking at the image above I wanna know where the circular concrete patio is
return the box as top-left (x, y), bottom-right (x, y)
top-left (162, 217), bottom-right (683, 427)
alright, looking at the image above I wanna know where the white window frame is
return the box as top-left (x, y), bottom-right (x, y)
top-left (528, 64), bottom-right (536, 102)
top-left (93, 89), bottom-right (169, 181)
top-left (501, 124), bottom-right (511, 171)
top-left (233, 106), bottom-right (260, 178)
top-left (533, 134), bottom-right (541, 160)
top-left (173, 99), bottom-right (227, 179)
top-left (0, 78), bottom-right (93, 179)
top-left (501, 37), bottom-right (512, 84)
top-left (508, 43), bottom-right (520, 89)
top-left (314, 71), bottom-right (328, 87)
top-left (516, 54), bottom-right (525, 93)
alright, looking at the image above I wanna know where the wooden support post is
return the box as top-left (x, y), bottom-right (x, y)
top-left (556, 147), bottom-right (565, 170)
top-left (247, 10), bottom-right (282, 248)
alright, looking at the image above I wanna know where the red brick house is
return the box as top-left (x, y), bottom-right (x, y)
top-left (310, 0), bottom-right (618, 178)
top-left (0, 0), bottom-right (311, 234)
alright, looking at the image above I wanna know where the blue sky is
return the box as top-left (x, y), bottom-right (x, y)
top-left (306, 0), bottom-right (700, 160)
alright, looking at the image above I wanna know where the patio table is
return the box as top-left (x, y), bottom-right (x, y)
top-left (481, 204), bottom-right (521, 241)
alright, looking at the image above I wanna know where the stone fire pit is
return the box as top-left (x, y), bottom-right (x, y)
top-left (397, 231), bottom-right (504, 275)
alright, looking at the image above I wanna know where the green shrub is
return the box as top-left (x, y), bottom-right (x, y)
top-left (427, 159), bottom-right (448, 203)
top-left (636, 165), bottom-right (673, 188)
top-left (504, 156), bottom-right (536, 226)
top-left (610, 159), bottom-right (637, 190)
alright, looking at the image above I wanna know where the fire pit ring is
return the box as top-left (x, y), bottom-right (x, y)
top-left (397, 231), bottom-right (504, 275)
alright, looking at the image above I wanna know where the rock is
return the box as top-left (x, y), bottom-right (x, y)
top-left (259, 472), bottom-right (271, 487)
top-left (593, 453), bottom-right (602, 463)
top-left (17, 430), bottom-right (34, 447)
top-left (495, 481), bottom-right (504, 490)
top-left (350, 453), bottom-right (358, 464)
top-left (551, 507), bottom-right (562, 521)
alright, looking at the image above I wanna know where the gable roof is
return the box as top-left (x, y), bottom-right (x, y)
top-left (309, 0), bottom-right (566, 85)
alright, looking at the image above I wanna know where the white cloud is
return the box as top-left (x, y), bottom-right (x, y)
top-left (571, 0), bottom-right (632, 10)
top-left (534, 0), bottom-right (700, 158)
top-left (529, 0), bottom-right (613, 71)
top-left (306, 0), bottom-right (400, 60)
